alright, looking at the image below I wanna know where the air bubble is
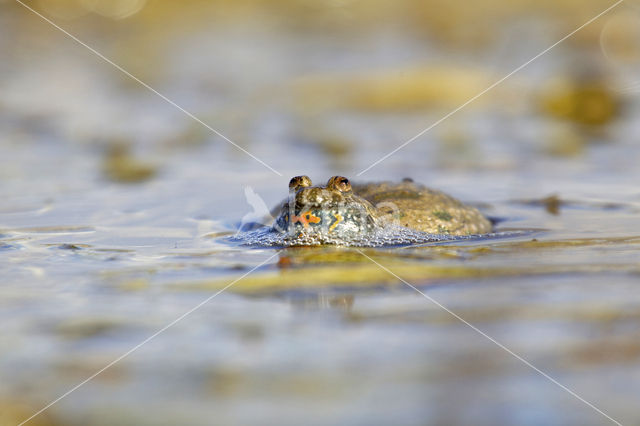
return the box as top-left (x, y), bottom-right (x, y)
top-left (231, 225), bottom-right (463, 247)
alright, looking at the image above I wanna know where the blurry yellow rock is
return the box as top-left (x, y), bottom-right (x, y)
top-left (0, 399), bottom-right (56, 426)
top-left (119, 277), bottom-right (150, 291)
top-left (409, 0), bottom-right (500, 48)
top-left (55, 317), bottom-right (123, 339)
top-left (294, 67), bottom-right (495, 112)
top-left (207, 366), bottom-right (247, 397)
top-left (103, 142), bottom-right (157, 183)
top-left (36, 0), bottom-right (89, 20)
top-left (315, 134), bottom-right (352, 159)
top-left (79, 0), bottom-right (147, 20)
top-left (540, 77), bottom-right (620, 127)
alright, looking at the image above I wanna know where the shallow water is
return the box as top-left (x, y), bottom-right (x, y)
top-left (2, 1), bottom-right (640, 425)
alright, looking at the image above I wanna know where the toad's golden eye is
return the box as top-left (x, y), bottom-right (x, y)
top-left (327, 176), bottom-right (352, 193)
top-left (289, 175), bottom-right (312, 191)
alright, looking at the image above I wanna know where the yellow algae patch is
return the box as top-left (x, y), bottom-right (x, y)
top-left (169, 262), bottom-right (519, 294)
top-left (294, 67), bottom-right (501, 112)
top-left (487, 236), bottom-right (640, 250)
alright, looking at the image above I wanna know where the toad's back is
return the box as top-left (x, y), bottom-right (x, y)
top-left (353, 180), bottom-right (492, 235)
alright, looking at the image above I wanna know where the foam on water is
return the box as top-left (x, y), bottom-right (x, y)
top-left (227, 224), bottom-right (524, 247)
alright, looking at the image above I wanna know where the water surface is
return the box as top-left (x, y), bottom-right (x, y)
top-left (2, 1), bottom-right (640, 425)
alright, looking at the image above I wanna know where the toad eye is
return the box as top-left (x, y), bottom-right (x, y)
top-left (289, 175), bottom-right (312, 191)
top-left (327, 176), bottom-right (352, 193)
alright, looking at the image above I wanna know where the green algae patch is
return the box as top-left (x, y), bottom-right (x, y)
top-left (432, 210), bottom-right (453, 221)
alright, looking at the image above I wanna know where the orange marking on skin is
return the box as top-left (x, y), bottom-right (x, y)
top-left (291, 210), bottom-right (321, 228)
top-left (329, 212), bottom-right (343, 232)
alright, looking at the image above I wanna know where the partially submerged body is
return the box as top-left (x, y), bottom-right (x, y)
top-left (238, 175), bottom-right (492, 246)
top-left (352, 179), bottom-right (492, 235)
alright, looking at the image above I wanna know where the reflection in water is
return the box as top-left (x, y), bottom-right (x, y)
top-left (278, 292), bottom-right (356, 311)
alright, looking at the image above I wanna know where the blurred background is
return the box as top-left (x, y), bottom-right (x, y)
top-left (2, 0), bottom-right (640, 425)
top-left (3, 0), bottom-right (640, 197)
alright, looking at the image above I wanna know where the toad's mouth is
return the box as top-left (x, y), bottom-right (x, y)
top-left (274, 204), bottom-right (376, 236)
